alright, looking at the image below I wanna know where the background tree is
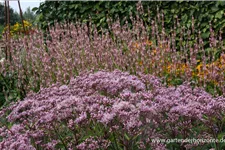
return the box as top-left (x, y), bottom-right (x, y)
top-left (23, 7), bottom-right (36, 24)
top-left (0, 2), bottom-right (20, 26)
top-left (0, 2), bottom-right (20, 36)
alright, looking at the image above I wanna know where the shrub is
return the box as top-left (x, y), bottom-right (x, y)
top-left (2, 20), bottom-right (33, 37)
top-left (0, 70), bottom-right (225, 149)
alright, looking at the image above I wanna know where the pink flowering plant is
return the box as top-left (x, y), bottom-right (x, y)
top-left (0, 10), bottom-right (224, 102)
top-left (1, 70), bottom-right (225, 149)
top-left (0, 3), bottom-right (225, 150)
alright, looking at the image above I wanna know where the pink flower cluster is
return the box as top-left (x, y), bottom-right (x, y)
top-left (0, 70), bottom-right (224, 149)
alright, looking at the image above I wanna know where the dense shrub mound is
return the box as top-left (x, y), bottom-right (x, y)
top-left (0, 70), bottom-right (225, 149)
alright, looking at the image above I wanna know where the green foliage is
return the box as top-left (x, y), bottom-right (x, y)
top-left (0, 25), bottom-right (3, 32)
top-left (145, 1), bottom-right (225, 39)
top-left (0, 72), bottom-right (23, 108)
top-left (23, 7), bottom-right (37, 24)
top-left (34, 1), bottom-right (225, 42)
top-left (0, 2), bottom-right (20, 26)
top-left (0, 25), bottom-right (3, 39)
top-left (33, 1), bottom-right (138, 30)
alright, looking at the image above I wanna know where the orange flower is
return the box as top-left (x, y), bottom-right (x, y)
top-left (139, 60), bottom-right (143, 66)
top-left (145, 40), bottom-right (152, 46)
top-left (133, 42), bottom-right (140, 49)
top-left (151, 49), bottom-right (157, 55)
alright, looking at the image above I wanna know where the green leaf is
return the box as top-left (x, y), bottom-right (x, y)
top-left (215, 10), bottom-right (224, 19)
top-left (201, 32), bottom-right (210, 39)
top-left (32, 7), bottom-right (38, 12)
top-left (211, 6), bottom-right (219, 12)
top-left (124, 133), bottom-right (130, 141)
top-left (171, 9), bottom-right (175, 13)
top-left (181, 14), bottom-right (188, 22)
top-left (172, 78), bottom-right (183, 86)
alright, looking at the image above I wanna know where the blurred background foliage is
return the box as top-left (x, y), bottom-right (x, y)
top-left (23, 7), bottom-right (37, 24)
top-left (0, 3), bottom-right (36, 38)
top-left (0, 3), bottom-right (20, 26)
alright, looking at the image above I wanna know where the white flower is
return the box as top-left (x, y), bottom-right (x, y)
top-left (0, 58), bottom-right (5, 63)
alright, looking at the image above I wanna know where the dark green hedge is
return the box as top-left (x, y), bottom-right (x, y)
top-left (34, 1), bottom-right (225, 39)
